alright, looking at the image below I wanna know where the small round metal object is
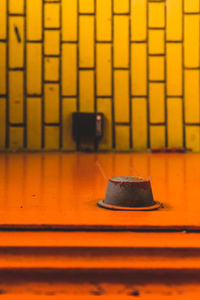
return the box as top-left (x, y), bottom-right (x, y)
top-left (98, 176), bottom-right (161, 211)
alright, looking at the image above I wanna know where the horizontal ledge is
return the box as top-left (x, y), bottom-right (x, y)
top-left (148, 53), bottom-right (165, 56)
top-left (44, 123), bottom-right (60, 126)
top-left (114, 67), bottom-right (129, 70)
top-left (150, 123), bottom-right (165, 126)
top-left (167, 95), bottom-right (183, 98)
top-left (148, 27), bottom-right (165, 30)
top-left (79, 67), bottom-right (95, 70)
top-left (27, 40), bottom-right (43, 43)
top-left (148, 0), bottom-right (165, 2)
top-left (0, 232), bottom-right (199, 248)
top-left (0, 247), bottom-right (200, 270)
top-left (131, 40), bottom-right (147, 43)
top-left (96, 95), bottom-right (112, 98)
top-left (26, 94), bottom-right (42, 97)
top-left (61, 40), bottom-right (78, 44)
top-left (44, 1), bottom-right (61, 3)
top-left (62, 95), bottom-right (77, 98)
top-left (9, 123), bottom-right (24, 127)
top-left (184, 12), bottom-right (200, 15)
top-left (8, 68), bottom-right (24, 71)
top-left (115, 123), bottom-right (130, 126)
top-left (166, 40), bottom-right (182, 43)
top-left (78, 13), bottom-right (95, 16)
top-left (96, 40), bottom-right (112, 44)
top-left (44, 27), bottom-right (61, 31)
top-left (1, 268), bottom-right (200, 285)
top-left (131, 95), bottom-right (147, 98)
top-left (44, 81), bottom-right (60, 84)
top-left (113, 13), bottom-right (130, 16)
top-left (0, 224), bottom-right (200, 232)
top-left (149, 80), bottom-right (165, 83)
top-left (44, 54), bottom-right (60, 57)
top-left (185, 123), bottom-right (200, 126)
top-left (184, 67), bottom-right (200, 70)
top-left (9, 13), bottom-right (25, 17)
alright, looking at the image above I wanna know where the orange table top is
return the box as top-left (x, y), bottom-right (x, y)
top-left (0, 152), bottom-right (200, 230)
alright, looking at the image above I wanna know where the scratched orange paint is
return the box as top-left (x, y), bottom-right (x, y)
top-left (0, 152), bottom-right (199, 229)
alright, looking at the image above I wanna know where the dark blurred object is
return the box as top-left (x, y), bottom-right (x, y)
top-left (72, 113), bottom-right (104, 150)
top-left (151, 147), bottom-right (192, 153)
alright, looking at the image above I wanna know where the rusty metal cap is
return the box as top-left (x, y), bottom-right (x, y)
top-left (98, 176), bottom-right (161, 211)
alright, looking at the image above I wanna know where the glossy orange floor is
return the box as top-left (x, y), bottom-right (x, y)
top-left (0, 152), bottom-right (200, 229)
top-left (1, 153), bottom-right (200, 298)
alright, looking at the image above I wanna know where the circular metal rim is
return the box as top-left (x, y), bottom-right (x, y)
top-left (97, 200), bottom-right (161, 211)
top-left (109, 175), bottom-right (150, 184)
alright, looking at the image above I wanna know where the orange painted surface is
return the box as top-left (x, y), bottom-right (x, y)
top-left (0, 152), bottom-right (199, 228)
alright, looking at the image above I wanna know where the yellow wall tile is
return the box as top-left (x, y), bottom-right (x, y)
top-left (0, 43), bottom-right (6, 94)
top-left (96, 0), bottom-right (112, 41)
top-left (45, 57), bottom-right (59, 82)
top-left (167, 98), bottom-right (183, 147)
top-left (114, 16), bottom-right (129, 68)
top-left (79, 16), bottom-right (94, 68)
top-left (44, 30), bottom-right (60, 55)
top-left (27, 43), bottom-right (42, 95)
top-left (79, 0), bottom-right (94, 13)
top-left (131, 0), bottom-right (147, 41)
top-left (62, 0), bottom-right (77, 41)
top-left (166, 0), bottom-right (182, 41)
top-left (185, 70), bottom-right (200, 123)
top-left (1, 0), bottom-right (200, 152)
top-left (62, 98), bottom-right (76, 151)
top-left (0, 0), bottom-right (6, 40)
top-left (45, 126), bottom-right (59, 150)
top-left (27, 0), bottom-right (42, 41)
top-left (9, 127), bottom-right (24, 150)
top-left (115, 126), bottom-right (130, 151)
top-left (150, 126), bottom-right (165, 148)
top-left (114, 0), bottom-right (129, 13)
top-left (96, 44), bottom-right (111, 96)
top-left (167, 43), bottom-right (182, 96)
top-left (44, 84), bottom-right (59, 123)
top-left (184, 15), bottom-right (200, 68)
top-left (149, 56), bottom-right (164, 81)
top-left (149, 83), bottom-right (165, 123)
top-left (44, 3), bottom-right (60, 28)
top-left (9, 71), bottom-right (24, 124)
top-left (97, 98), bottom-right (112, 150)
top-left (149, 30), bottom-right (164, 54)
top-left (186, 126), bottom-right (200, 152)
top-left (184, 0), bottom-right (199, 12)
top-left (114, 71), bottom-right (129, 123)
top-left (62, 44), bottom-right (77, 96)
top-left (149, 2), bottom-right (165, 28)
top-left (27, 97), bottom-right (42, 150)
top-left (131, 43), bottom-right (147, 95)
top-left (132, 98), bottom-right (147, 151)
top-left (9, 16), bottom-right (24, 68)
top-left (9, 0), bottom-right (24, 14)
top-left (0, 99), bottom-right (6, 149)
top-left (79, 71), bottom-right (94, 112)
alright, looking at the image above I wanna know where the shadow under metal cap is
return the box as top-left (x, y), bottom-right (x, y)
top-left (98, 176), bottom-right (161, 211)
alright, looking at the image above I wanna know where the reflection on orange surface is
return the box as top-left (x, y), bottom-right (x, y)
top-left (0, 152), bottom-right (199, 228)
